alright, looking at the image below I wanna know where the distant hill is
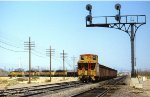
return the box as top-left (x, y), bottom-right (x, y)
top-left (0, 69), bottom-right (8, 76)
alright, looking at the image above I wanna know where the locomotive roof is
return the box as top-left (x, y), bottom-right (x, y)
top-left (80, 54), bottom-right (97, 56)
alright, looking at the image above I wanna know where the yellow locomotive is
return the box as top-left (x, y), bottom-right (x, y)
top-left (78, 54), bottom-right (117, 82)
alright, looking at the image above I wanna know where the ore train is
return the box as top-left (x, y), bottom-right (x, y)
top-left (8, 70), bottom-right (77, 77)
top-left (78, 54), bottom-right (117, 82)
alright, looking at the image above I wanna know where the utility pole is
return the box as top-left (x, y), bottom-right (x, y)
top-left (72, 56), bottom-right (76, 77)
top-left (85, 4), bottom-right (146, 77)
top-left (37, 66), bottom-right (40, 76)
top-left (60, 50), bottom-right (67, 80)
top-left (24, 37), bottom-right (35, 84)
top-left (46, 46), bottom-right (55, 82)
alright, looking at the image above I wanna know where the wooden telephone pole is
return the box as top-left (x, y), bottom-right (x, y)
top-left (24, 37), bottom-right (35, 84)
top-left (46, 46), bottom-right (55, 82)
top-left (60, 50), bottom-right (67, 80)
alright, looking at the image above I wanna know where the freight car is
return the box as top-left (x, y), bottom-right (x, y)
top-left (8, 70), bottom-right (77, 77)
top-left (78, 54), bottom-right (117, 82)
top-left (67, 71), bottom-right (78, 77)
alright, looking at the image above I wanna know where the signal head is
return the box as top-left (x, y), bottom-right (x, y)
top-left (115, 14), bottom-right (121, 21)
top-left (86, 15), bottom-right (92, 22)
top-left (86, 4), bottom-right (92, 11)
top-left (115, 3), bottom-right (121, 10)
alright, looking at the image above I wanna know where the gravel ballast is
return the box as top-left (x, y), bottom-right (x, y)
top-left (42, 81), bottom-right (106, 97)
top-left (110, 76), bottom-right (150, 97)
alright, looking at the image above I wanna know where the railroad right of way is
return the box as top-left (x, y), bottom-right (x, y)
top-left (69, 75), bottom-right (127, 97)
top-left (70, 76), bottom-right (126, 97)
top-left (43, 75), bottom-right (127, 97)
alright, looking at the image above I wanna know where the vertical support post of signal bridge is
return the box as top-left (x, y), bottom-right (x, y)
top-left (130, 24), bottom-right (135, 77)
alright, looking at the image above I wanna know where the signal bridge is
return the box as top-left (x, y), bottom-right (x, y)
top-left (85, 3), bottom-right (146, 77)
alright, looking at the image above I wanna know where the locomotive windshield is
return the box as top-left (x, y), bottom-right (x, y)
top-left (78, 63), bottom-right (82, 70)
top-left (80, 56), bottom-right (84, 60)
top-left (78, 63), bottom-right (95, 70)
top-left (93, 56), bottom-right (96, 60)
top-left (78, 63), bottom-right (88, 70)
top-left (84, 64), bottom-right (88, 70)
top-left (91, 63), bottom-right (95, 70)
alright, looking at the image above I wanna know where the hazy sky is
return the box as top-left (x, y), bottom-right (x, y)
top-left (0, 1), bottom-right (149, 72)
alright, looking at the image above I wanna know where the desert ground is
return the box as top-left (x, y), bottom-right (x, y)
top-left (0, 77), bottom-right (78, 90)
top-left (0, 76), bottom-right (150, 97)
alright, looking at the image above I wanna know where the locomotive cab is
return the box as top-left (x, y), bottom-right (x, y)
top-left (78, 54), bottom-right (98, 82)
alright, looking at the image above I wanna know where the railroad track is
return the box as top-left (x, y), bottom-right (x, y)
top-left (70, 76), bottom-right (127, 97)
top-left (0, 81), bottom-right (85, 97)
top-left (70, 87), bottom-right (109, 97)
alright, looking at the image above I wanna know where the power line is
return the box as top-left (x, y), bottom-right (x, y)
top-left (33, 50), bottom-right (46, 56)
top-left (0, 35), bottom-right (25, 49)
top-left (52, 56), bottom-right (62, 68)
top-left (65, 60), bottom-right (72, 68)
top-left (0, 39), bottom-right (25, 52)
top-left (32, 52), bottom-right (47, 59)
top-left (32, 49), bottom-right (48, 59)
top-left (0, 45), bottom-right (26, 52)
top-left (0, 40), bottom-right (22, 49)
top-left (71, 56), bottom-right (76, 77)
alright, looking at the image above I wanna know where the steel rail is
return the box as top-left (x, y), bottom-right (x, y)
top-left (0, 81), bottom-right (84, 97)
top-left (70, 76), bottom-right (127, 97)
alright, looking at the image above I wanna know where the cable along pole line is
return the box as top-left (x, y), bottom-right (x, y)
top-left (24, 37), bottom-right (35, 84)
top-left (85, 4), bottom-right (146, 77)
top-left (46, 46), bottom-right (55, 82)
top-left (72, 56), bottom-right (76, 77)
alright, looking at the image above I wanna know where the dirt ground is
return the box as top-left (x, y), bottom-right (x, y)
top-left (0, 77), bottom-right (78, 90)
top-left (110, 76), bottom-right (150, 97)
top-left (1, 76), bottom-right (150, 97)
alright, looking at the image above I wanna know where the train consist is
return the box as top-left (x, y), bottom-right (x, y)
top-left (78, 54), bottom-right (117, 82)
top-left (8, 70), bottom-right (77, 77)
